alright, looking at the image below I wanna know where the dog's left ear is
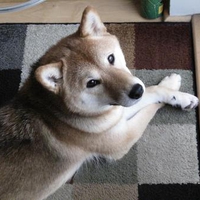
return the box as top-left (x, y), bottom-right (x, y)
top-left (35, 61), bottom-right (63, 94)
top-left (79, 6), bottom-right (107, 37)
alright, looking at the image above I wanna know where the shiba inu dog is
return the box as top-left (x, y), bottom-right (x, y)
top-left (0, 6), bottom-right (199, 200)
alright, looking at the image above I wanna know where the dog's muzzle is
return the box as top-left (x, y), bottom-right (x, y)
top-left (128, 84), bottom-right (144, 99)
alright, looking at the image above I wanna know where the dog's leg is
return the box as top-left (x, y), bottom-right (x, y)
top-left (127, 103), bottom-right (163, 144)
top-left (110, 103), bottom-right (163, 160)
top-left (124, 74), bottom-right (199, 120)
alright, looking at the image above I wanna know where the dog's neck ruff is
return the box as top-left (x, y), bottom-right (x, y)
top-left (64, 106), bottom-right (124, 134)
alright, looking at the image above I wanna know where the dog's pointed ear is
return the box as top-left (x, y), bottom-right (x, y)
top-left (35, 61), bottom-right (63, 94)
top-left (79, 6), bottom-right (107, 37)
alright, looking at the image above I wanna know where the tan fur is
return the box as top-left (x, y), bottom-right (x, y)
top-left (0, 6), bottom-right (198, 200)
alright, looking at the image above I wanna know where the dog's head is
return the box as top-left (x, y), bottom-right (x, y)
top-left (35, 7), bottom-right (145, 115)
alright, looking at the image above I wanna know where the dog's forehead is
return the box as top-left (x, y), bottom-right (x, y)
top-left (65, 33), bottom-right (125, 72)
top-left (88, 35), bottom-right (120, 50)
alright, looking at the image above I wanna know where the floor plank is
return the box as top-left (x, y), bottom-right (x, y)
top-left (192, 15), bottom-right (200, 127)
top-left (0, 0), bottom-right (162, 23)
top-left (0, 0), bottom-right (192, 23)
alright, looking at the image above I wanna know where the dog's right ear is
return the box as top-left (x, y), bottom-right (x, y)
top-left (35, 61), bottom-right (63, 94)
top-left (78, 6), bottom-right (107, 37)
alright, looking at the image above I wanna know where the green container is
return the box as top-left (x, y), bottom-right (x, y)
top-left (141, 0), bottom-right (163, 19)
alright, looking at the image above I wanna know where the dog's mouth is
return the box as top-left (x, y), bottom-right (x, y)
top-left (110, 103), bottom-right (119, 106)
top-left (109, 97), bottom-right (142, 107)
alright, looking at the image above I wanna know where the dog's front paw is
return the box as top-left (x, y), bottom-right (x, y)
top-left (159, 73), bottom-right (181, 91)
top-left (181, 94), bottom-right (199, 110)
top-left (172, 93), bottom-right (199, 111)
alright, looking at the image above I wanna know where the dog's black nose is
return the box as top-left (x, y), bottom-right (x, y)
top-left (128, 84), bottom-right (144, 99)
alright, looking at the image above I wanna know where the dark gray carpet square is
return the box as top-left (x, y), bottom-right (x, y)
top-left (0, 69), bottom-right (21, 106)
top-left (0, 24), bottom-right (27, 70)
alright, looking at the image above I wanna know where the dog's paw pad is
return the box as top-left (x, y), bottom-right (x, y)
top-left (159, 73), bottom-right (181, 90)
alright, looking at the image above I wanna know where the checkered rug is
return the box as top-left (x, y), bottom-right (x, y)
top-left (0, 23), bottom-right (199, 200)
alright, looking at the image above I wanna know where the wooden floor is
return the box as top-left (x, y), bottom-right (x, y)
top-left (0, 0), bottom-right (191, 23)
top-left (192, 15), bottom-right (200, 123)
top-left (0, 0), bottom-right (200, 124)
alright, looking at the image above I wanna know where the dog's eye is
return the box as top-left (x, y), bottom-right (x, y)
top-left (87, 80), bottom-right (101, 88)
top-left (108, 54), bottom-right (115, 65)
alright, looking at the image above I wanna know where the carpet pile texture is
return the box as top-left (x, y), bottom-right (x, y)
top-left (0, 23), bottom-right (199, 200)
